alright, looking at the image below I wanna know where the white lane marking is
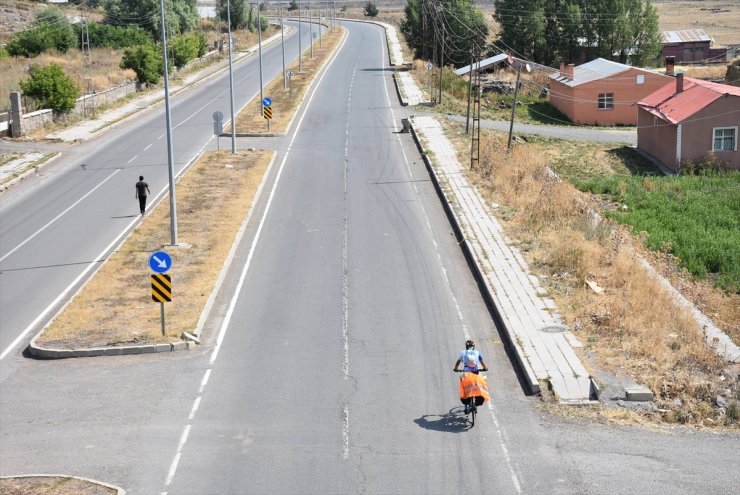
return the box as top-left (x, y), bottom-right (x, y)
top-left (164, 424), bottom-right (192, 486)
top-left (144, 144), bottom-right (153, 151)
top-left (0, 169), bottom-right (121, 264)
top-left (487, 402), bottom-right (522, 493)
top-left (127, 155), bottom-right (138, 164)
top-left (378, 30), bottom-right (521, 493)
top-left (198, 369), bottom-right (211, 394)
top-left (342, 406), bottom-right (350, 459)
top-left (161, 26), bottom-right (351, 491)
top-left (342, 62), bottom-right (358, 379)
top-left (188, 396), bottom-right (201, 420)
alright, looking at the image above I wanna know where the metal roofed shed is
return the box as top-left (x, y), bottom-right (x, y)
top-left (549, 58), bottom-right (633, 87)
top-left (662, 29), bottom-right (713, 44)
top-left (454, 54), bottom-right (509, 76)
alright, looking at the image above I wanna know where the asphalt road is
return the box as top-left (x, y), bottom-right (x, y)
top-left (0, 20), bottom-right (738, 495)
top-left (0, 21), bottom-right (318, 362)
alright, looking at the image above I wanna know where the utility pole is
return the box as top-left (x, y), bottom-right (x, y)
top-left (465, 41), bottom-right (473, 134)
top-left (438, 28), bottom-right (444, 105)
top-left (159, 0), bottom-right (178, 245)
top-left (471, 37), bottom-right (482, 170)
top-left (80, 12), bottom-right (93, 118)
top-left (309, 0), bottom-right (313, 59)
top-left (507, 61), bottom-right (531, 150)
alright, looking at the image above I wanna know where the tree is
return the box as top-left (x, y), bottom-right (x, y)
top-left (493, 0), bottom-right (546, 63)
top-left (104, 0), bottom-right (198, 39)
top-left (6, 6), bottom-right (76, 57)
top-left (287, 0), bottom-right (299, 11)
top-left (217, 0), bottom-right (248, 30)
top-left (495, 0), bottom-right (662, 67)
top-left (402, 0), bottom-right (488, 68)
top-left (364, 1), bottom-right (379, 17)
top-left (19, 64), bottom-right (80, 114)
top-left (120, 43), bottom-right (164, 85)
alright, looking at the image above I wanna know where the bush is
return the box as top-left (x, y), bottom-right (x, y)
top-left (6, 6), bottom-right (76, 57)
top-left (121, 43), bottom-right (164, 86)
top-left (364, 1), bottom-right (379, 17)
top-left (19, 64), bottom-right (80, 114)
top-left (74, 22), bottom-right (153, 49)
top-left (170, 34), bottom-right (199, 68)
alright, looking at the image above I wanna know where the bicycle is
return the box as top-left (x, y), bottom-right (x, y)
top-left (455, 370), bottom-right (487, 427)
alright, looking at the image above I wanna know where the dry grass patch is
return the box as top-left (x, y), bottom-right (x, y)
top-left (229, 26), bottom-right (345, 134)
top-left (441, 123), bottom-right (738, 427)
top-left (0, 476), bottom-right (116, 495)
top-left (36, 149), bottom-right (273, 349)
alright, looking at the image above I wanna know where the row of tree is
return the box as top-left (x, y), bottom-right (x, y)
top-left (401, 0), bottom-right (662, 69)
top-left (494, 0), bottom-right (662, 67)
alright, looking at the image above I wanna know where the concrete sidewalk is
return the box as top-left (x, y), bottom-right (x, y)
top-left (410, 115), bottom-right (598, 403)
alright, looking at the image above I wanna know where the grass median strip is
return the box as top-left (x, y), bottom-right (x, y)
top-left (36, 150), bottom-right (273, 349)
top-left (227, 25), bottom-right (345, 134)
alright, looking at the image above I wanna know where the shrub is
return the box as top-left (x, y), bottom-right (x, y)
top-left (364, 1), bottom-right (379, 17)
top-left (121, 43), bottom-right (163, 86)
top-left (170, 34), bottom-right (199, 68)
top-left (74, 22), bottom-right (153, 49)
top-left (19, 64), bottom-right (80, 114)
top-left (6, 6), bottom-right (76, 57)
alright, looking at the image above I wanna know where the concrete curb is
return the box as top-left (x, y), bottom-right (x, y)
top-left (0, 474), bottom-right (126, 494)
top-left (0, 152), bottom-right (62, 191)
top-left (192, 151), bottom-right (279, 341)
top-left (407, 120), bottom-right (541, 395)
top-left (392, 73), bottom-right (409, 106)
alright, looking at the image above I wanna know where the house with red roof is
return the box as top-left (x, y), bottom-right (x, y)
top-left (637, 74), bottom-right (740, 172)
top-left (549, 58), bottom-right (670, 126)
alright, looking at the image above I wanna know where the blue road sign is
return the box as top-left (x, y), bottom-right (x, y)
top-left (149, 251), bottom-right (172, 273)
top-left (262, 97), bottom-right (272, 107)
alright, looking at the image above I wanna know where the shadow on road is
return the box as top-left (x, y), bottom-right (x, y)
top-left (414, 409), bottom-right (470, 433)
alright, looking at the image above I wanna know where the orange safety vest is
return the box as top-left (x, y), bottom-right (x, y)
top-left (459, 372), bottom-right (490, 403)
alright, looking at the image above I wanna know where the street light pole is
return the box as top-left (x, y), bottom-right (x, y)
top-left (258, 0), bottom-right (264, 118)
top-left (298, 0), bottom-right (303, 71)
top-left (226, 0), bottom-right (236, 154)
top-left (280, 0), bottom-right (286, 89)
top-left (159, 0), bottom-right (178, 245)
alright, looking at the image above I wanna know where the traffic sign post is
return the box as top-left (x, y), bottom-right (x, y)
top-left (213, 111), bottom-right (223, 151)
top-left (149, 251), bottom-right (172, 273)
top-left (287, 70), bottom-right (294, 98)
top-left (149, 251), bottom-right (172, 336)
top-left (262, 97), bottom-right (272, 130)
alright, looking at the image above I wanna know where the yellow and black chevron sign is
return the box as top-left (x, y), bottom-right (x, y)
top-left (263, 106), bottom-right (272, 120)
top-left (151, 274), bottom-right (172, 302)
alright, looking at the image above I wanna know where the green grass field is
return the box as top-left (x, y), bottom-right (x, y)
top-left (574, 172), bottom-right (740, 293)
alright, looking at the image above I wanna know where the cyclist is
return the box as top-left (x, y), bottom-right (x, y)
top-left (453, 339), bottom-right (488, 374)
top-left (454, 340), bottom-right (489, 415)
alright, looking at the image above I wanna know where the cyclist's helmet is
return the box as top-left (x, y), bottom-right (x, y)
top-left (465, 339), bottom-right (475, 349)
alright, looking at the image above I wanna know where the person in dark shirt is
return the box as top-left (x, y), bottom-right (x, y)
top-left (135, 176), bottom-right (151, 215)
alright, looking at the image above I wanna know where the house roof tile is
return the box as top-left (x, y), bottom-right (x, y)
top-left (549, 58), bottom-right (638, 87)
top-left (637, 77), bottom-right (740, 124)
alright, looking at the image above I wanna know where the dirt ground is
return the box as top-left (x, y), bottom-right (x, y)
top-left (0, 476), bottom-right (117, 495)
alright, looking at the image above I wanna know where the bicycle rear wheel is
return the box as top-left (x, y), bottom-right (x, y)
top-left (471, 401), bottom-right (476, 427)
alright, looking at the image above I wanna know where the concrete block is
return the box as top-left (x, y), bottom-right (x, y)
top-left (155, 343), bottom-right (172, 353)
top-left (624, 385), bottom-right (654, 402)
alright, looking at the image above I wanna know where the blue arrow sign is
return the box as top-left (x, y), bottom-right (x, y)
top-left (149, 251), bottom-right (172, 273)
top-left (262, 97), bottom-right (272, 107)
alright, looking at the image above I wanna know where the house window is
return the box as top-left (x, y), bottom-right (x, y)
top-left (713, 127), bottom-right (737, 151)
top-left (598, 93), bottom-right (614, 110)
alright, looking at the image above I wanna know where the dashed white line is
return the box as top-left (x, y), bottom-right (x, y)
top-left (127, 155), bottom-right (138, 164)
top-left (198, 369), bottom-right (211, 394)
top-left (188, 396), bottom-right (201, 420)
top-left (144, 144), bottom-right (153, 151)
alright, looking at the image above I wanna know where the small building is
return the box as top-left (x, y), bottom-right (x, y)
top-left (637, 74), bottom-right (740, 172)
top-left (661, 29), bottom-right (727, 63)
top-left (549, 58), bottom-right (670, 126)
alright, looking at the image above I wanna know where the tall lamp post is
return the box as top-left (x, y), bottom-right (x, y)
top-left (159, 0), bottom-right (178, 245)
top-left (226, 0), bottom-right (236, 154)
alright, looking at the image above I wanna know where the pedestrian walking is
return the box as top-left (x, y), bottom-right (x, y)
top-left (135, 175), bottom-right (151, 215)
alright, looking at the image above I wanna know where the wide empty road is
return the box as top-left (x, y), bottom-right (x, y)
top-left (1, 20), bottom-right (738, 495)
